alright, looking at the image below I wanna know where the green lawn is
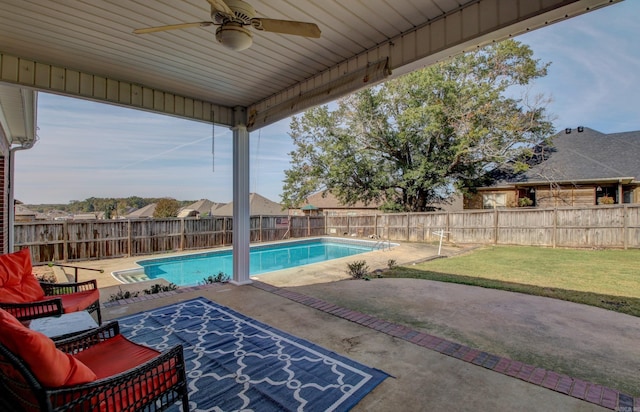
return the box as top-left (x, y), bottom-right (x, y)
top-left (385, 246), bottom-right (640, 317)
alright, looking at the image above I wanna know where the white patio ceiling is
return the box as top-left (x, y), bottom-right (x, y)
top-left (0, 0), bottom-right (621, 132)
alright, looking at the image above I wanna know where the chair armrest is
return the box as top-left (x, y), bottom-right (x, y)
top-left (55, 321), bottom-right (120, 354)
top-left (46, 344), bottom-right (188, 412)
top-left (0, 298), bottom-right (64, 322)
top-left (40, 279), bottom-right (98, 295)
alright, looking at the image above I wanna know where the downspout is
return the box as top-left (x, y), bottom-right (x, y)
top-left (8, 137), bottom-right (37, 251)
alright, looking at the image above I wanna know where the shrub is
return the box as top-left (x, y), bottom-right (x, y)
top-left (201, 271), bottom-right (230, 284)
top-left (143, 283), bottom-right (178, 294)
top-left (598, 196), bottom-right (614, 205)
top-left (108, 288), bottom-right (140, 302)
top-left (518, 197), bottom-right (533, 207)
top-left (346, 260), bottom-right (370, 279)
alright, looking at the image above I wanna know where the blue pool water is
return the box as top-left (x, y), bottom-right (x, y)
top-left (136, 238), bottom-right (381, 286)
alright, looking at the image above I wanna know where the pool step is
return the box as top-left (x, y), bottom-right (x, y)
top-left (113, 269), bottom-right (150, 284)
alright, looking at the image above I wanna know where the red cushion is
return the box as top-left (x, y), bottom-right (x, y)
top-left (73, 334), bottom-right (160, 379)
top-left (0, 308), bottom-right (97, 387)
top-left (59, 289), bottom-right (100, 313)
top-left (0, 249), bottom-right (45, 303)
top-left (74, 335), bottom-right (179, 412)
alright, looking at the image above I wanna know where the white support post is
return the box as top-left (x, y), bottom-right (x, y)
top-left (231, 107), bottom-right (252, 285)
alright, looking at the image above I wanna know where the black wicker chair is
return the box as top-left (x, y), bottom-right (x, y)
top-left (0, 321), bottom-right (189, 412)
top-left (0, 249), bottom-right (102, 324)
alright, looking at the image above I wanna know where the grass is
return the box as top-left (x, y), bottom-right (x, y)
top-left (385, 245), bottom-right (640, 317)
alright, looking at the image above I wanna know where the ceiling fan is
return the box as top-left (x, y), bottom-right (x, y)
top-left (133, 0), bottom-right (321, 51)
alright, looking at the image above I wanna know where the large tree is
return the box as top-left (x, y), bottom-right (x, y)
top-left (281, 40), bottom-right (555, 212)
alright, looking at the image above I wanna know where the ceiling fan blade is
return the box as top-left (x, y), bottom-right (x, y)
top-left (206, 0), bottom-right (235, 19)
top-left (252, 18), bottom-right (321, 38)
top-left (133, 22), bottom-right (214, 34)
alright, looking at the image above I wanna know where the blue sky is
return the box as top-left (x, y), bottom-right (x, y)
top-left (14, 1), bottom-right (640, 205)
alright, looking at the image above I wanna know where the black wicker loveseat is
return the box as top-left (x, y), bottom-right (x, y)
top-left (0, 312), bottom-right (189, 412)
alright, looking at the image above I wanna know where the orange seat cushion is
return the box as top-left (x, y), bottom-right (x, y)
top-left (59, 288), bottom-right (100, 313)
top-left (0, 249), bottom-right (45, 303)
top-left (73, 334), bottom-right (160, 379)
top-left (74, 335), bottom-right (179, 412)
top-left (0, 308), bottom-right (97, 387)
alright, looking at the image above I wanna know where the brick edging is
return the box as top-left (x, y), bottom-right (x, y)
top-left (250, 281), bottom-right (638, 411)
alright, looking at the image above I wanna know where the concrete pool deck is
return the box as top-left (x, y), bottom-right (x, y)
top-left (52, 240), bottom-right (639, 411)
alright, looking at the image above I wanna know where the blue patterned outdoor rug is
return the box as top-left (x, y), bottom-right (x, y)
top-left (117, 297), bottom-right (388, 411)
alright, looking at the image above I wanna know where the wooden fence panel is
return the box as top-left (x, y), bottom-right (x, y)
top-left (381, 214), bottom-right (409, 240)
top-left (497, 209), bottom-right (554, 246)
top-left (449, 211), bottom-right (495, 244)
top-left (130, 219), bottom-right (182, 256)
top-left (409, 213), bottom-right (448, 242)
top-left (625, 205), bottom-right (640, 248)
top-left (555, 206), bottom-right (625, 248)
top-left (65, 220), bottom-right (129, 261)
top-left (325, 216), bottom-right (349, 236)
top-left (13, 222), bottom-right (65, 262)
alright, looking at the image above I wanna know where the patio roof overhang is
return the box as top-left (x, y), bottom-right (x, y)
top-left (0, 0), bottom-right (623, 279)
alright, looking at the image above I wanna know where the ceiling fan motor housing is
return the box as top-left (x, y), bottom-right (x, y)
top-left (216, 23), bottom-right (253, 51)
top-left (213, 0), bottom-right (256, 24)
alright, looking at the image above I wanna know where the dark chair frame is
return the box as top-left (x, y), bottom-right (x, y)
top-left (0, 278), bottom-right (102, 324)
top-left (0, 321), bottom-right (189, 412)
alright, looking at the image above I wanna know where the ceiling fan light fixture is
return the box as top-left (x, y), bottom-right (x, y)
top-left (215, 24), bottom-right (253, 51)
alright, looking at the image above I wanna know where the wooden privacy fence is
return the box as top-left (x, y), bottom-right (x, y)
top-left (324, 204), bottom-right (640, 249)
top-left (14, 206), bottom-right (639, 263)
top-left (14, 215), bottom-right (325, 263)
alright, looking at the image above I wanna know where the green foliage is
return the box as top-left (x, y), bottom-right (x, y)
top-left (108, 283), bottom-right (178, 302)
top-left (143, 283), bottom-right (178, 294)
top-left (153, 198), bottom-right (181, 218)
top-left (200, 271), bottom-right (230, 284)
top-left (518, 197), bottom-right (533, 207)
top-left (24, 196), bottom-right (195, 217)
top-left (108, 288), bottom-right (140, 302)
top-left (346, 260), bottom-right (370, 279)
top-left (282, 39), bottom-right (554, 211)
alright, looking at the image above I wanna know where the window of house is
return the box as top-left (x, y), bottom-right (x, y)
top-left (482, 193), bottom-right (506, 209)
top-left (596, 186), bottom-right (617, 205)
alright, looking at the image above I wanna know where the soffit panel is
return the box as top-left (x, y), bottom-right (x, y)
top-left (0, 0), bottom-right (622, 129)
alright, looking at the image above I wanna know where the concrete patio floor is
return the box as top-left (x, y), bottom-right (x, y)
top-left (59, 240), bottom-right (638, 411)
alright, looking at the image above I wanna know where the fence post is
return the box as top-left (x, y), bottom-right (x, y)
top-left (494, 208), bottom-right (498, 244)
top-left (552, 208), bottom-right (557, 248)
top-left (406, 213), bottom-right (410, 241)
top-left (180, 218), bottom-right (185, 251)
top-left (126, 219), bottom-right (132, 256)
top-left (63, 220), bottom-right (68, 262)
top-left (446, 212), bottom-right (451, 243)
top-left (623, 205), bottom-right (628, 250)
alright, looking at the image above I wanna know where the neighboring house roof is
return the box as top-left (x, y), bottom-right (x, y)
top-left (73, 212), bottom-right (104, 220)
top-left (213, 193), bottom-right (285, 216)
top-left (489, 127), bottom-right (640, 187)
top-left (303, 191), bottom-right (383, 209)
top-left (126, 203), bottom-right (156, 218)
top-left (181, 199), bottom-right (224, 216)
top-left (14, 204), bottom-right (37, 217)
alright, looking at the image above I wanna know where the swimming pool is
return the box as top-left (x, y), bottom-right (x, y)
top-left (116, 238), bottom-right (394, 286)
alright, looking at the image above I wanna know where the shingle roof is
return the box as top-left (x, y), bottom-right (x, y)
top-left (126, 203), bottom-right (156, 218)
top-left (501, 127), bottom-right (640, 185)
top-left (304, 191), bottom-right (383, 209)
top-left (213, 193), bottom-right (285, 216)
